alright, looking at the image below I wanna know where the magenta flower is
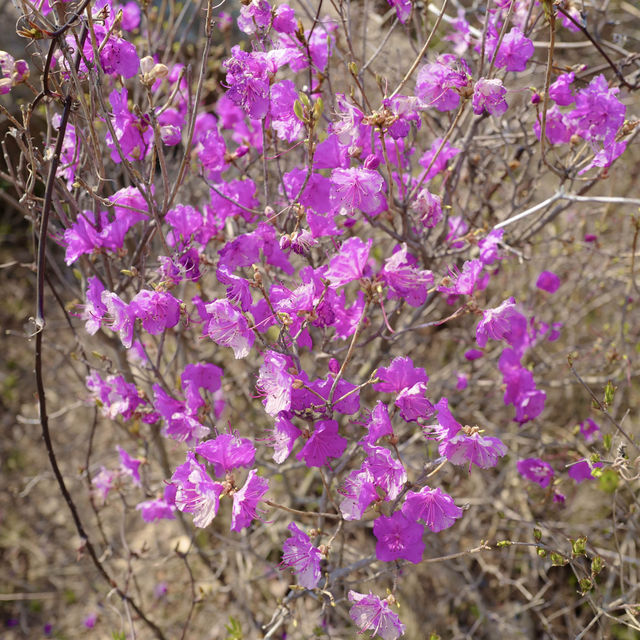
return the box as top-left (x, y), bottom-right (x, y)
top-left (568, 459), bottom-right (603, 483)
top-left (549, 72), bottom-right (575, 106)
top-left (231, 469), bottom-right (269, 532)
top-left (281, 522), bottom-right (323, 589)
top-left (386, 0), bottom-right (412, 23)
top-left (196, 433), bottom-right (256, 477)
top-left (419, 138), bottom-right (461, 180)
top-left (472, 78), bottom-right (508, 116)
top-left (326, 237), bottom-right (373, 288)
top-left (172, 453), bottom-right (224, 528)
top-left (348, 591), bottom-right (406, 640)
top-left (362, 401), bottom-right (393, 445)
top-left (82, 277), bottom-right (107, 335)
top-left (223, 46), bottom-right (270, 119)
top-left (536, 271), bottom-right (561, 294)
top-left (412, 188), bottom-right (443, 228)
top-left (402, 486), bottom-right (463, 532)
top-left (330, 167), bottom-right (386, 215)
top-left (364, 445), bottom-right (407, 501)
top-left (296, 420), bottom-right (348, 467)
top-left (264, 416), bottom-right (302, 464)
top-left (425, 397), bottom-right (462, 441)
top-left (517, 458), bottom-right (554, 488)
top-left (257, 351), bottom-right (293, 416)
top-left (340, 468), bottom-right (378, 521)
top-left (475, 297), bottom-right (519, 348)
top-left (382, 244), bottom-right (434, 307)
top-left (439, 432), bottom-right (507, 470)
top-left (478, 229), bottom-right (504, 265)
top-left (373, 511), bottom-right (425, 564)
top-left (130, 290), bottom-right (181, 335)
top-left (374, 356), bottom-right (428, 394)
top-left (579, 418), bottom-right (601, 443)
top-left (181, 362), bottom-right (223, 413)
top-left (438, 259), bottom-right (484, 296)
top-left (203, 299), bottom-right (254, 358)
top-left (416, 54), bottom-right (471, 112)
top-left (273, 4), bottom-right (297, 33)
top-left (102, 291), bottom-right (135, 348)
top-left (395, 382), bottom-right (435, 422)
top-left (492, 27), bottom-right (534, 72)
top-left (117, 446), bottom-right (142, 485)
top-left (136, 485), bottom-right (177, 523)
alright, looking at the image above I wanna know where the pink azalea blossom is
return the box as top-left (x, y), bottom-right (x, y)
top-left (230, 470), bottom-right (269, 532)
top-left (257, 351), bottom-right (293, 416)
top-left (172, 453), bottom-right (224, 528)
top-left (348, 591), bottom-right (406, 640)
top-left (281, 522), bottom-right (323, 589)
top-left (296, 420), bottom-right (348, 467)
top-left (517, 457), bottom-right (554, 488)
top-left (402, 486), bottom-right (463, 532)
top-left (373, 511), bottom-right (425, 564)
top-left (202, 299), bottom-right (254, 358)
top-left (196, 433), bottom-right (256, 477)
top-left (326, 237), bottom-right (373, 288)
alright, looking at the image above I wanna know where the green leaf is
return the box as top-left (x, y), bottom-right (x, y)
top-left (604, 380), bottom-right (616, 406)
top-left (225, 616), bottom-right (243, 640)
top-left (598, 469), bottom-right (619, 493)
top-left (571, 536), bottom-right (587, 557)
top-left (533, 528), bottom-right (542, 542)
top-left (550, 552), bottom-right (568, 566)
top-left (591, 556), bottom-right (605, 576)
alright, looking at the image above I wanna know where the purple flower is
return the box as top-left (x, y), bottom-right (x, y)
top-left (136, 485), bottom-right (177, 523)
top-left (549, 72), bottom-right (575, 105)
top-left (82, 277), bottom-right (107, 335)
top-left (568, 459), bottom-right (603, 483)
top-left (281, 522), bottom-right (323, 589)
top-left (395, 382), bottom-right (435, 422)
top-left (373, 511), bottom-right (425, 564)
top-left (478, 229), bottom-right (504, 265)
top-left (476, 297), bottom-right (519, 348)
top-left (181, 362), bottom-right (223, 413)
top-left (273, 4), bottom-right (297, 33)
top-left (382, 244), bottom-right (434, 307)
top-left (536, 271), bottom-right (561, 293)
top-left (402, 486), bottom-right (463, 532)
top-left (348, 591), bottom-right (406, 640)
top-left (362, 401), bottom-right (393, 445)
top-left (517, 458), bottom-right (554, 488)
top-left (416, 54), bottom-right (471, 112)
top-left (339, 468), bottom-right (378, 520)
top-left (492, 27), bottom-right (534, 72)
top-left (223, 46), bottom-right (270, 119)
top-left (570, 74), bottom-right (625, 145)
top-left (326, 237), bottom-right (373, 288)
top-left (472, 78), bottom-right (508, 116)
top-left (130, 290), bottom-right (181, 335)
top-left (419, 138), bottom-right (461, 180)
top-left (102, 291), bottom-right (135, 348)
top-left (364, 445), bottom-right (407, 501)
top-left (196, 433), bottom-right (256, 477)
top-left (374, 356), bottom-right (428, 394)
top-left (257, 351), bottom-right (293, 416)
top-left (330, 167), bottom-right (386, 215)
top-left (439, 431), bottom-right (507, 470)
top-left (438, 259), bottom-right (484, 296)
top-left (412, 188), bottom-right (442, 228)
top-left (579, 418), bottom-right (601, 443)
top-left (231, 469), bottom-right (269, 532)
top-left (83, 613), bottom-right (99, 629)
top-left (202, 299), bottom-right (254, 358)
top-left (264, 416), bottom-right (302, 463)
top-left (172, 453), bottom-right (224, 528)
top-left (117, 446), bottom-right (142, 485)
top-left (296, 420), bottom-right (348, 467)
top-left (386, 0), bottom-right (412, 24)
